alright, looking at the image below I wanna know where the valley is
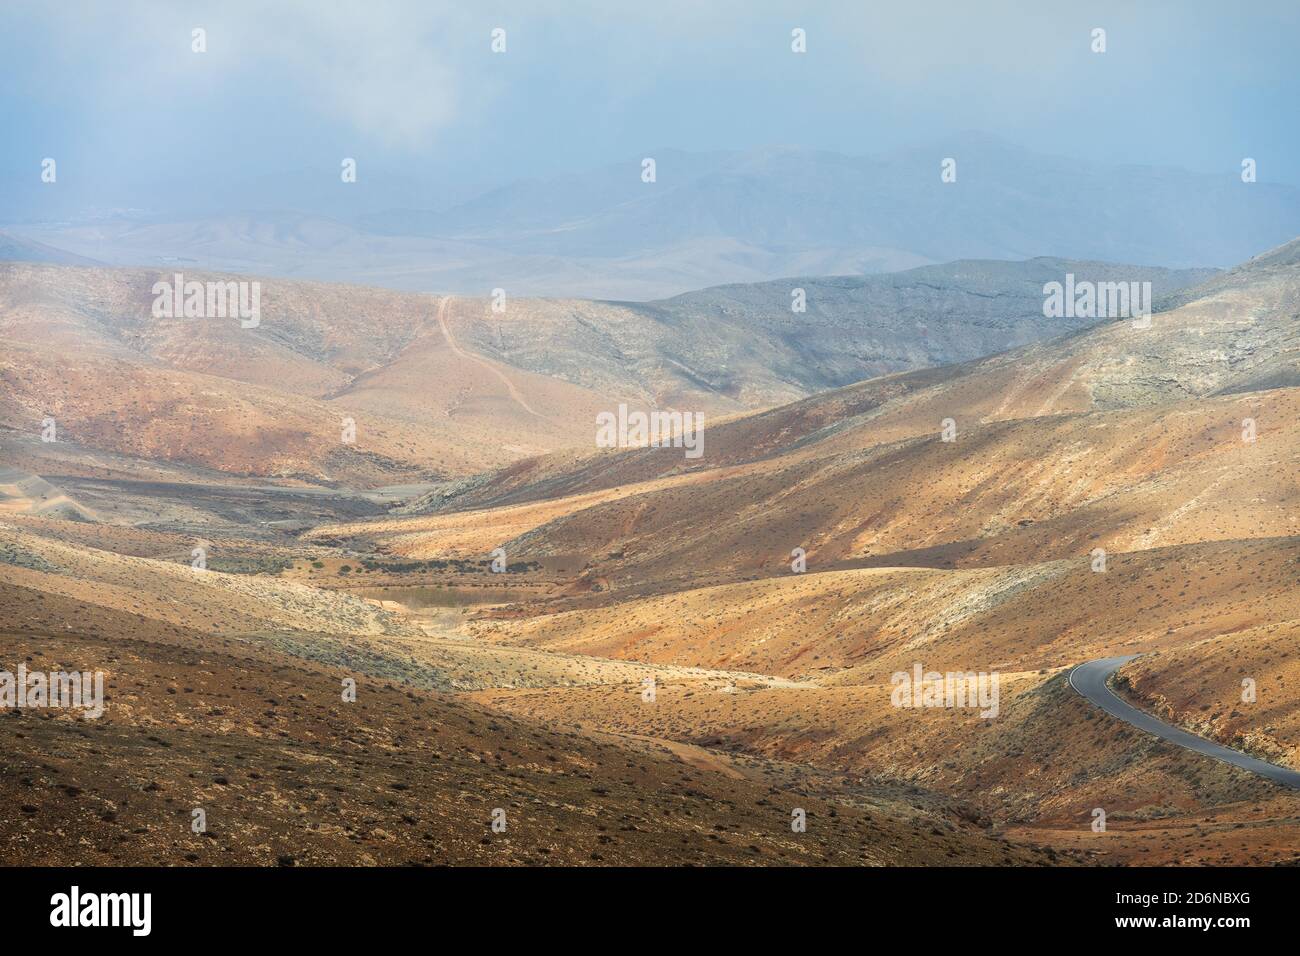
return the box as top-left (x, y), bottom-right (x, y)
top-left (4, 240), bottom-right (1300, 867)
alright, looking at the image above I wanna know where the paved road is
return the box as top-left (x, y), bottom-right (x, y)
top-left (1068, 655), bottom-right (1300, 790)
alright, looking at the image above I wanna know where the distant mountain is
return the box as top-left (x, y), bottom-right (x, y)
top-left (368, 134), bottom-right (1300, 272)
top-left (3, 211), bottom-right (922, 301)
top-left (443, 257), bottom-right (1215, 415)
top-left (6, 135), bottom-right (1296, 299)
top-left (0, 230), bottom-right (99, 266)
top-left (425, 237), bottom-right (1300, 517)
top-left (0, 254), bottom-right (1213, 484)
top-left (616, 257), bottom-right (1218, 399)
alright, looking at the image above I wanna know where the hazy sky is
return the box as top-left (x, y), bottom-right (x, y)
top-left (4, 0), bottom-right (1299, 218)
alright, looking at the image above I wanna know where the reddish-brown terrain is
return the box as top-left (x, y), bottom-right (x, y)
top-left (4, 241), bottom-right (1300, 866)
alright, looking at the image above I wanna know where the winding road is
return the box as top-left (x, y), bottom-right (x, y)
top-left (1068, 655), bottom-right (1300, 790)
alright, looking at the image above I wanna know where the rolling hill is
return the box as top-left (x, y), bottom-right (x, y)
top-left (286, 237), bottom-right (1300, 867)
top-left (0, 256), bottom-right (1211, 485)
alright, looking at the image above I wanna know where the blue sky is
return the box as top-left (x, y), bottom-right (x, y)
top-left (3, 0), bottom-right (1299, 218)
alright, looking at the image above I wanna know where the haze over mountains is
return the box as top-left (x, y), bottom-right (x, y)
top-left (7, 135), bottom-right (1298, 299)
top-left (8, 0), bottom-right (1300, 881)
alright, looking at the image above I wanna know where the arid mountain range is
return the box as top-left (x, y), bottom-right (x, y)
top-left (3, 238), bottom-right (1300, 866)
top-left (0, 256), bottom-right (1211, 482)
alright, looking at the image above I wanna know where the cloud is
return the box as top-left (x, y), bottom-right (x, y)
top-left (8, 0), bottom-right (475, 150)
top-left (240, 1), bottom-right (470, 150)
